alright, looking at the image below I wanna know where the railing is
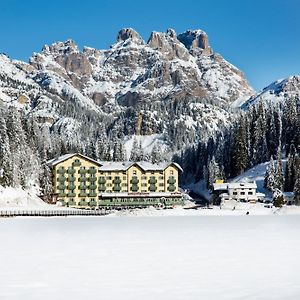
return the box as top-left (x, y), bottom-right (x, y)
top-left (0, 209), bottom-right (107, 217)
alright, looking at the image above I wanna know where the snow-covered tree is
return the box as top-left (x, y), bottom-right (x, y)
top-left (264, 156), bottom-right (276, 192)
top-left (273, 188), bottom-right (285, 207)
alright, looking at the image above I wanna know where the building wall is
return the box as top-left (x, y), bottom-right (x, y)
top-left (53, 155), bottom-right (100, 207)
top-left (52, 155), bottom-right (181, 208)
top-left (228, 187), bottom-right (256, 201)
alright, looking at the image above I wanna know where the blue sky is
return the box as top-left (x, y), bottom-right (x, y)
top-left (0, 0), bottom-right (299, 90)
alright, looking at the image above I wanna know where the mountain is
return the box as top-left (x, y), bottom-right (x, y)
top-left (240, 76), bottom-right (300, 109)
top-left (1, 27), bottom-right (300, 194)
top-left (0, 28), bottom-right (254, 160)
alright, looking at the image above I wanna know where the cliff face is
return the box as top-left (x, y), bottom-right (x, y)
top-left (0, 28), bottom-right (254, 157)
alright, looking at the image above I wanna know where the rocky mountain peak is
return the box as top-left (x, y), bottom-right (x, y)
top-left (42, 39), bottom-right (79, 55)
top-left (147, 29), bottom-right (189, 60)
top-left (116, 28), bottom-right (144, 45)
top-left (178, 30), bottom-right (212, 55)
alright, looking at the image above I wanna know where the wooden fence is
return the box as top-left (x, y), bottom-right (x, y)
top-left (0, 209), bottom-right (108, 217)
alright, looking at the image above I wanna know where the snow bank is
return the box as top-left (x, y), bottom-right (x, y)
top-left (107, 203), bottom-right (300, 217)
top-left (1, 216), bottom-right (299, 300)
top-left (0, 186), bottom-right (52, 210)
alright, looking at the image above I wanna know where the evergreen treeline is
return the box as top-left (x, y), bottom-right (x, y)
top-left (177, 97), bottom-right (300, 196)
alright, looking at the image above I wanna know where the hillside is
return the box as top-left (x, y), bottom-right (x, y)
top-left (0, 28), bottom-right (253, 161)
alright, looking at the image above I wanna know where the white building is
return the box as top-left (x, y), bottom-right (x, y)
top-left (213, 181), bottom-right (264, 203)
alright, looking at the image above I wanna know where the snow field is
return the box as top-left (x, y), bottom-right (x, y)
top-left (1, 216), bottom-right (300, 299)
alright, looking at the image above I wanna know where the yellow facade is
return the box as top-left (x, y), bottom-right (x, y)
top-left (50, 154), bottom-right (181, 208)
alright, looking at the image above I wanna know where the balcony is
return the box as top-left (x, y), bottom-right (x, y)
top-left (98, 177), bottom-right (106, 184)
top-left (130, 177), bottom-right (139, 184)
top-left (98, 185), bottom-right (106, 192)
top-left (149, 184), bottom-right (157, 192)
top-left (57, 176), bottom-right (66, 183)
top-left (72, 160), bottom-right (81, 167)
top-left (79, 169), bottom-right (87, 175)
top-left (57, 184), bottom-right (66, 190)
top-left (89, 184), bottom-right (97, 190)
top-left (148, 177), bottom-right (157, 184)
top-left (88, 168), bottom-right (97, 175)
top-left (79, 192), bottom-right (87, 197)
top-left (168, 184), bottom-right (176, 192)
top-left (67, 184), bottom-right (76, 190)
top-left (79, 177), bottom-right (87, 182)
top-left (57, 168), bottom-right (65, 175)
top-left (78, 199), bottom-right (87, 206)
top-left (67, 176), bottom-right (76, 182)
top-left (67, 168), bottom-right (76, 175)
top-left (67, 192), bottom-right (76, 197)
top-left (113, 185), bottom-right (121, 192)
top-left (89, 199), bottom-right (97, 207)
top-left (58, 191), bottom-right (66, 197)
top-left (68, 199), bottom-right (76, 206)
top-left (167, 177), bottom-right (176, 184)
top-left (113, 177), bottom-right (121, 184)
top-left (88, 191), bottom-right (97, 197)
top-left (89, 177), bottom-right (97, 182)
top-left (131, 185), bottom-right (139, 192)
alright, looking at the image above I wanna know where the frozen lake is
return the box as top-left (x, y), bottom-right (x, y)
top-left (0, 215), bottom-right (300, 300)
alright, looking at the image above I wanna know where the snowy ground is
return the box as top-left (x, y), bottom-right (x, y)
top-left (187, 159), bottom-right (287, 201)
top-left (1, 216), bottom-right (300, 300)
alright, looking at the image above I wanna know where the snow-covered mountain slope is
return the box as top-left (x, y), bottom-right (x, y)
top-left (240, 75), bottom-right (300, 109)
top-left (0, 28), bottom-right (256, 159)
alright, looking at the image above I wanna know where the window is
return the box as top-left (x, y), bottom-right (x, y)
top-left (123, 176), bottom-right (127, 180)
top-left (159, 183), bottom-right (164, 187)
top-left (107, 183), bottom-right (112, 187)
top-left (248, 192), bottom-right (253, 195)
top-left (122, 183), bottom-right (128, 187)
top-left (141, 183), bottom-right (147, 187)
top-left (107, 176), bottom-right (112, 180)
top-left (233, 192), bottom-right (237, 195)
top-left (133, 170), bottom-right (137, 175)
top-left (159, 176), bottom-right (164, 180)
top-left (241, 192), bottom-right (245, 195)
top-left (141, 176), bottom-right (147, 180)
top-left (170, 170), bottom-right (174, 175)
top-left (159, 190), bottom-right (164, 192)
top-left (141, 190), bottom-right (147, 193)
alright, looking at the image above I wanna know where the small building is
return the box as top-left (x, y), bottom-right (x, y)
top-left (213, 181), bottom-right (264, 203)
top-left (47, 153), bottom-right (183, 209)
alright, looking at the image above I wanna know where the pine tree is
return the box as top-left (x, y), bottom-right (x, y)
top-left (274, 146), bottom-right (284, 191)
top-left (129, 137), bottom-right (139, 161)
top-left (231, 117), bottom-right (248, 176)
top-left (150, 143), bottom-right (161, 164)
top-left (264, 156), bottom-right (276, 192)
top-left (294, 171), bottom-right (300, 205)
top-left (207, 156), bottom-right (223, 189)
top-left (0, 115), bottom-right (12, 186)
top-left (39, 160), bottom-right (53, 200)
top-left (284, 144), bottom-right (296, 192)
top-left (273, 188), bottom-right (285, 207)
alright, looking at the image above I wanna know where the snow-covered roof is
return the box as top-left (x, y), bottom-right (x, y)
top-left (213, 181), bottom-right (257, 191)
top-left (99, 192), bottom-right (182, 198)
top-left (213, 183), bottom-right (228, 191)
top-left (228, 182), bottom-right (257, 189)
top-left (99, 161), bottom-right (183, 172)
top-left (47, 153), bottom-right (102, 167)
